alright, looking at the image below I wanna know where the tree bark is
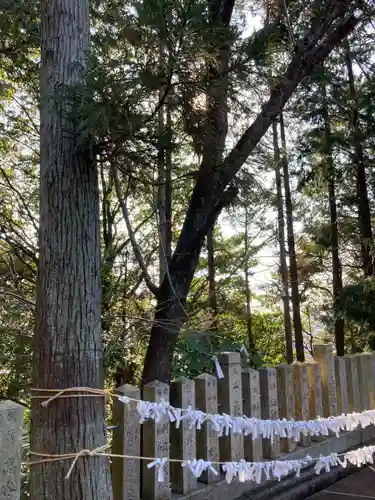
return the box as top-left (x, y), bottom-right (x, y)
top-left (142, 3), bottom-right (359, 384)
top-left (272, 120), bottom-right (293, 364)
top-left (345, 40), bottom-right (374, 277)
top-left (279, 112), bottom-right (305, 362)
top-left (321, 84), bottom-right (345, 356)
top-left (30, 1), bottom-right (112, 499)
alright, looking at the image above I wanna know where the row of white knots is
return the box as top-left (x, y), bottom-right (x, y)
top-left (118, 396), bottom-right (375, 441)
top-left (146, 444), bottom-right (375, 484)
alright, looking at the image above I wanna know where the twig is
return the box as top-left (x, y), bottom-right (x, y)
top-left (111, 165), bottom-right (160, 296)
top-left (0, 287), bottom-right (35, 308)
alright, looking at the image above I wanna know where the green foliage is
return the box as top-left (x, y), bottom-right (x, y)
top-left (172, 311), bottom-right (286, 379)
top-left (338, 279), bottom-right (375, 332)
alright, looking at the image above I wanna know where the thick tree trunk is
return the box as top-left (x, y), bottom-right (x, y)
top-left (207, 226), bottom-right (218, 330)
top-left (279, 113), bottom-right (304, 362)
top-left (273, 120), bottom-right (293, 364)
top-left (345, 41), bottom-right (374, 277)
top-left (142, 5), bottom-right (358, 383)
top-left (244, 209), bottom-right (255, 351)
top-left (322, 85), bottom-right (345, 356)
top-left (30, 2), bottom-right (112, 499)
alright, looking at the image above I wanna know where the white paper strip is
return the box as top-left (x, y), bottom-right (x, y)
top-left (145, 444), bottom-right (375, 484)
top-left (117, 394), bottom-right (375, 442)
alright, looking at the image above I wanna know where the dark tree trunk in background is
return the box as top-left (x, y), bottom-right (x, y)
top-left (30, 1), bottom-right (112, 499)
top-left (101, 165), bottom-right (116, 333)
top-left (280, 112), bottom-right (305, 362)
top-left (273, 120), bottom-right (293, 364)
top-left (244, 209), bottom-right (255, 352)
top-left (142, 3), bottom-right (358, 384)
top-left (207, 226), bottom-right (218, 330)
top-left (203, 0), bottom-right (233, 334)
top-left (345, 40), bottom-right (374, 277)
top-left (157, 87), bottom-right (172, 283)
top-left (322, 84), bottom-right (345, 356)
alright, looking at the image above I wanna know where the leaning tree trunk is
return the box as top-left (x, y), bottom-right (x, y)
top-left (143, 0), bottom-right (234, 384)
top-left (30, 1), bottom-right (112, 499)
top-left (273, 120), bottom-right (293, 364)
top-left (345, 40), bottom-right (374, 277)
top-left (322, 83), bottom-right (345, 356)
top-left (142, 3), bottom-right (358, 384)
top-left (279, 112), bottom-right (305, 362)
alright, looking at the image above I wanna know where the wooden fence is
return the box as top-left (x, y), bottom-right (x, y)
top-left (1, 345), bottom-right (375, 500)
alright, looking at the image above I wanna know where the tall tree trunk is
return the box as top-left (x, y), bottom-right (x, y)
top-left (157, 34), bottom-right (172, 284)
top-left (244, 209), bottom-right (255, 352)
top-left (273, 120), bottom-right (293, 364)
top-left (207, 226), bottom-right (218, 330)
top-left (322, 84), bottom-right (345, 356)
top-left (279, 112), bottom-right (305, 362)
top-left (142, 6), bottom-right (358, 384)
top-left (30, 2), bottom-right (112, 499)
top-left (165, 102), bottom-right (172, 263)
top-left (101, 165), bottom-right (115, 333)
top-left (157, 92), bottom-right (167, 283)
top-left (345, 40), bottom-right (374, 276)
top-left (202, 0), bottom-right (232, 334)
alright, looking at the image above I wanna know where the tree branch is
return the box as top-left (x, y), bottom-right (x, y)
top-left (0, 166), bottom-right (38, 233)
top-left (111, 165), bottom-right (160, 296)
top-left (174, 3), bottom-right (359, 259)
top-left (0, 287), bottom-right (35, 308)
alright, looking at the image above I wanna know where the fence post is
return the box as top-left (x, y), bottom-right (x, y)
top-left (344, 355), bottom-right (361, 413)
top-left (293, 362), bottom-right (311, 447)
top-left (218, 352), bottom-right (244, 462)
top-left (194, 374), bottom-right (220, 483)
top-left (142, 381), bottom-right (170, 500)
top-left (334, 357), bottom-right (349, 415)
top-left (275, 365), bottom-right (296, 453)
top-left (354, 353), bottom-right (371, 411)
top-left (305, 361), bottom-right (323, 419)
top-left (111, 384), bottom-right (141, 500)
top-left (313, 345), bottom-right (337, 417)
top-left (259, 368), bottom-right (280, 459)
top-left (170, 377), bottom-right (196, 494)
top-left (242, 368), bottom-right (263, 461)
top-left (0, 400), bottom-right (24, 500)
top-left (365, 353), bottom-right (375, 409)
